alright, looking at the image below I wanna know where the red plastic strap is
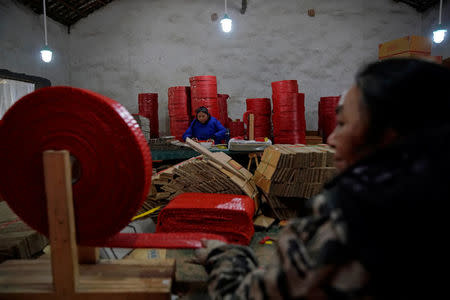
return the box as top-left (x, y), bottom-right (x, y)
top-left (87, 232), bottom-right (228, 249)
top-left (0, 87), bottom-right (152, 244)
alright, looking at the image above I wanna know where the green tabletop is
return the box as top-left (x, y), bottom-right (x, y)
top-left (150, 147), bottom-right (260, 161)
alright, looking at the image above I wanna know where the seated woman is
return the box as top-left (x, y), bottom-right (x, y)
top-left (182, 106), bottom-right (227, 144)
top-left (192, 59), bottom-right (450, 299)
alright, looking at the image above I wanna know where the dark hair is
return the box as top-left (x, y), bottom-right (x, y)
top-left (355, 58), bottom-right (450, 144)
top-left (196, 106), bottom-right (209, 115)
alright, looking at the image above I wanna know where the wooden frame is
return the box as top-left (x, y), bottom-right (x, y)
top-left (0, 150), bottom-right (174, 300)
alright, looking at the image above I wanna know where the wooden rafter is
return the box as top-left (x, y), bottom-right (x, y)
top-left (53, 0), bottom-right (88, 18)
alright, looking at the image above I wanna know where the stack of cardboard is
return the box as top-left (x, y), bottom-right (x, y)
top-left (253, 144), bottom-right (336, 219)
top-left (139, 142), bottom-right (259, 219)
top-left (378, 35), bottom-right (442, 64)
top-left (132, 114), bottom-right (151, 142)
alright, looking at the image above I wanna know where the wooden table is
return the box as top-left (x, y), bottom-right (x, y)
top-left (125, 225), bottom-right (281, 297)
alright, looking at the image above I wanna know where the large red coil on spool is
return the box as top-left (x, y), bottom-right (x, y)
top-left (318, 96), bottom-right (340, 141)
top-left (217, 94), bottom-right (229, 127)
top-left (168, 86), bottom-right (191, 140)
top-left (138, 93), bottom-right (159, 138)
top-left (189, 75), bottom-right (219, 119)
top-left (229, 119), bottom-right (245, 138)
top-left (0, 86), bottom-right (152, 245)
top-left (272, 80), bottom-right (306, 144)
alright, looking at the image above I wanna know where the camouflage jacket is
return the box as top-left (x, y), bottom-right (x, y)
top-left (202, 189), bottom-right (371, 300)
top-left (202, 126), bottom-right (450, 299)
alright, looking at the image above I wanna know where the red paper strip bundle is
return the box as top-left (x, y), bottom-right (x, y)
top-left (217, 94), bottom-right (229, 127)
top-left (244, 98), bottom-right (272, 139)
top-left (168, 86), bottom-right (191, 141)
top-left (138, 93), bottom-right (159, 138)
top-left (318, 96), bottom-right (340, 142)
top-left (156, 193), bottom-right (255, 245)
top-left (272, 80), bottom-right (306, 144)
top-left (229, 119), bottom-right (245, 138)
top-left (190, 75), bottom-right (220, 119)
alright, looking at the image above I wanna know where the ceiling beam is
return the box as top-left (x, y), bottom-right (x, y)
top-left (53, 0), bottom-right (88, 17)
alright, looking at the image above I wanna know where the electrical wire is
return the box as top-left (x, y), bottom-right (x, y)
top-left (131, 206), bottom-right (162, 221)
top-left (43, 0), bottom-right (48, 45)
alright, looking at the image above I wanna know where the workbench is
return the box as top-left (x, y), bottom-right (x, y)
top-left (126, 225), bottom-right (281, 297)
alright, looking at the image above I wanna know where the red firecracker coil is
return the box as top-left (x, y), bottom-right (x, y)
top-left (168, 86), bottom-right (191, 140)
top-left (271, 80), bottom-right (299, 93)
top-left (271, 81), bottom-right (306, 144)
top-left (0, 86), bottom-right (152, 245)
top-left (318, 96), bottom-right (340, 141)
top-left (217, 94), bottom-right (229, 127)
top-left (244, 98), bottom-right (272, 138)
top-left (138, 92), bottom-right (159, 138)
top-left (229, 119), bottom-right (245, 138)
top-left (246, 98), bottom-right (271, 115)
top-left (189, 75), bottom-right (219, 119)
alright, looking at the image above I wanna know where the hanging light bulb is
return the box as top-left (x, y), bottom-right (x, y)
top-left (221, 0), bottom-right (232, 33)
top-left (40, 0), bottom-right (53, 63)
top-left (40, 46), bottom-right (53, 63)
top-left (433, 28), bottom-right (447, 44)
top-left (433, 0), bottom-right (447, 44)
top-left (221, 14), bottom-right (232, 33)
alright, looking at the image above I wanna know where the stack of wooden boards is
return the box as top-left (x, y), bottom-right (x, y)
top-left (253, 144), bottom-right (336, 219)
top-left (0, 201), bottom-right (48, 263)
top-left (139, 138), bottom-right (259, 218)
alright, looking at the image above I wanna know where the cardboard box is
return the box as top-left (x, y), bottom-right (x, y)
top-left (306, 135), bottom-right (323, 145)
top-left (378, 35), bottom-right (431, 60)
top-left (381, 51), bottom-right (443, 64)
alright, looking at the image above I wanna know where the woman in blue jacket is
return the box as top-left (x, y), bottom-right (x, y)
top-left (182, 106), bottom-right (227, 144)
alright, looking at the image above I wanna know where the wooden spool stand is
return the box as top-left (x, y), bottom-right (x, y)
top-left (0, 150), bottom-right (175, 300)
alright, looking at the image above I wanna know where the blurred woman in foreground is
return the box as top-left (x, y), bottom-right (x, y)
top-left (193, 59), bottom-right (450, 299)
